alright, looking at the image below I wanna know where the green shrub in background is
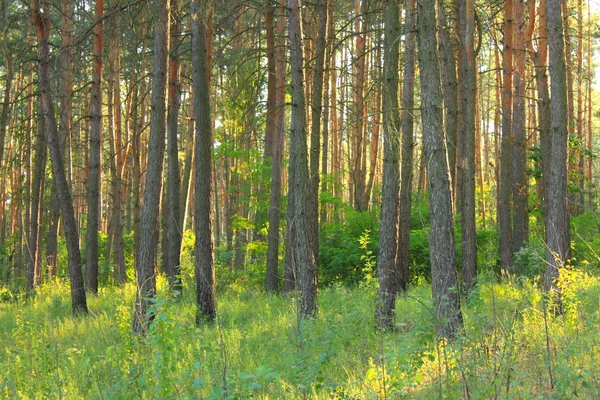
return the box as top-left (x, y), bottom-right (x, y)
top-left (318, 209), bottom-right (379, 286)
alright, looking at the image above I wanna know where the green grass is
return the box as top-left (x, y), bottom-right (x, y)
top-left (2, 271), bottom-right (600, 399)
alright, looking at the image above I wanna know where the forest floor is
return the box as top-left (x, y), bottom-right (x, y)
top-left (2, 271), bottom-right (600, 399)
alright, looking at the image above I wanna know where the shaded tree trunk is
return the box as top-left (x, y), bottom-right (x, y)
top-left (376, 0), bottom-right (401, 330)
top-left (191, 0), bottom-right (216, 323)
top-left (512, 0), bottom-right (528, 256)
top-left (31, 0), bottom-right (87, 314)
top-left (166, 0), bottom-right (183, 293)
top-left (85, 0), bottom-right (104, 293)
top-left (458, 0), bottom-right (477, 292)
top-left (133, 0), bottom-right (169, 334)
top-left (417, 0), bottom-right (462, 338)
top-left (397, 0), bottom-right (417, 292)
top-left (544, 0), bottom-right (570, 310)
top-left (288, 0), bottom-right (317, 317)
top-left (499, 0), bottom-right (514, 272)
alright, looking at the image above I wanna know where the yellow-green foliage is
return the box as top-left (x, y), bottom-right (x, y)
top-left (2, 272), bottom-right (600, 399)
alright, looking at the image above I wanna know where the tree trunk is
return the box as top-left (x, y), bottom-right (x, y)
top-left (417, 0), bottom-right (462, 338)
top-left (511, 0), bottom-right (528, 256)
top-left (309, 0), bottom-right (327, 262)
top-left (133, 0), bottom-right (169, 334)
top-left (397, 0), bottom-right (417, 292)
top-left (191, 0), bottom-right (216, 323)
top-left (499, 0), bottom-right (514, 272)
top-left (458, 0), bottom-right (477, 292)
top-left (376, 0), bottom-right (401, 330)
top-left (288, 0), bottom-right (318, 317)
top-left (544, 0), bottom-right (570, 310)
top-left (166, 0), bottom-right (183, 293)
top-left (265, 0), bottom-right (287, 293)
top-left (85, 0), bottom-right (104, 293)
top-left (31, 0), bottom-right (88, 314)
top-left (26, 110), bottom-right (46, 291)
top-left (437, 0), bottom-right (458, 200)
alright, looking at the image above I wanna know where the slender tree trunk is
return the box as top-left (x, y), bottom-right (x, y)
top-left (512, 0), bottom-right (528, 256)
top-left (376, 0), bottom-right (401, 330)
top-left (499, 0), bottom-right (514, 272)
top-left (265, 0), bottom-right (287, 293)
top-left (31, 0), bottom-right (87, 314)
top-left (309, 0), bottom-right (327, 262)
top-left (545, 0), bottom-right (570, 310)
top-left (86, 0), bottom-right (104, 293)
top-left (417, 0), bottom-right (462, 338)
top-left (133, 0), bottom-right (169, 334)
top-left (397, 0), bottom-right (416, 292)
top-left (437, 0), bottom-right (458, 200)
top-left (26, 111), bottom-right (46, 291)
top-left (191, 0), bottom-right (216, 323)
top-left (458, 0), bottom-right (477, 292)
top-left (288, 0), bottom-right (318, 317)
top-left (166, 0), bottom-right (182, 293)
top-left (527, 0), bottom-right (550, 218)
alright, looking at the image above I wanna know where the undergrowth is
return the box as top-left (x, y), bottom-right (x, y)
top-left (2, 269), bottom-right (600, 399)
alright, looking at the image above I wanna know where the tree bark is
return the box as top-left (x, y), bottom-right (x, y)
top-left (376, 0), bottom-right (401, 330)
top-left (133, 0), bottom-right (169, 334)
top-left (265, 0), bottom-right (287, 293)
top-left (85, 0), bottom-right (104, 293)
top-left (458, 0), bottom-right (477, 292)
top-left (31, 0), bottom-right (88, 314)
top-left (397, 0), bottom-right (417, 292)
top-left (166, 0), bottom-right (183, 293)
top-left (191, 0), bottom-right (216, 323)
top-left (511, 0), bottom-right (528, 256)
top-left (288, 0), bottom-right (318, 317)
top-left (544, 0), bottom-right (570, 310)
top-left (417, 0), bottom-right (462, 338)
top-left (499, 0), bottom-right (514, 272)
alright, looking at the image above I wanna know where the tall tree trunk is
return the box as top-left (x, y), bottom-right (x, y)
top-left (31, 0), bottom-right (88, 314)
top-left (512, 0), bottom-right (529, 256)
top-left (376, 0), bottom-right (401, 330)
top-left (458, 0), bottom-right (477, 292)
top-left (397, 0), bottom-right (416, 292)
top-left (166, 0), bottom-right (183, 293)
top-left (265, 0), bottom-right (287, 293)
top-left (417, 0), bottom-right (462, 338)
top-left (288, 0), bottom-right (318, 317)
top-left (86, 0), bottom-right (104, 293)
top-left (133, 0), bottom-right (169, 334)
top-left (527, 0), bottom-right (550, 218)
top-left (544, 0), bottom-right (570, 310)
top-left (26, 110), bottom-right (46, 291)
top-left (191, 0), bottom-right (216, 323)
top-left (437, 0), bottom-right (458, 200)
top-left (309, 0), bottom-right (327, 262)
top-left (499, 0), bottom-right (514, 272)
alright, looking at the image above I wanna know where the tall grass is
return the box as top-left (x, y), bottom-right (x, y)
top-left (1, 270), bottom-right (600, 399)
